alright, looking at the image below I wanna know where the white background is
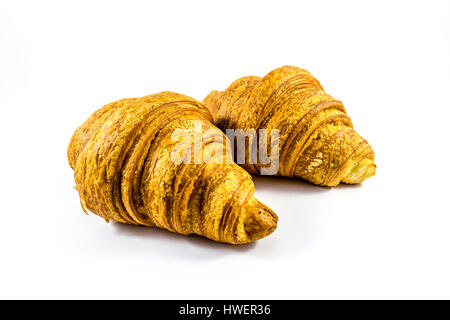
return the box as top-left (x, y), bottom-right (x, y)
top-left (1, 0), bottom-right (449, 299)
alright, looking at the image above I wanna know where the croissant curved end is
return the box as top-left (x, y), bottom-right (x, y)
top-left (341, 158), bottom-right (376, 184)
top-left (240, 198), bottom-right (278, 243)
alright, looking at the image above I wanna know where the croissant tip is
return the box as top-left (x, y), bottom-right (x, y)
top-left (341, 158), bottom-right (376, 185)
top-left (242, 200), bottom-right (278, 243)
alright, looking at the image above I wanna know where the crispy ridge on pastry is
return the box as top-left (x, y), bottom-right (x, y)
top-left (68, 92), bottom-right (277, 244)
top-left (202, 66), bottom-right (376, 186)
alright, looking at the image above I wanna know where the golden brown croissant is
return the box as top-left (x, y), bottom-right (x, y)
top-left (68, 92), bottom-right (277, 244)
top-left (203, 66), bottom-right (376, 186)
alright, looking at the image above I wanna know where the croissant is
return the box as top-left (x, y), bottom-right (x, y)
top-left (68, 92), bottom-right (277, 244)
top-left (203, 66), bottom-right (376, 186)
